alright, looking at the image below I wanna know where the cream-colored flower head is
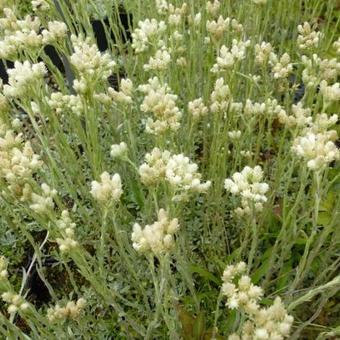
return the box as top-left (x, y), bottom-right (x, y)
top-left (132, 209), bottom-right (180, 255)
top-left (90, 172), bottom-right (123, 203)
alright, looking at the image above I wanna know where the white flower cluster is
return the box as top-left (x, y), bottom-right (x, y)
top-left (110, 142), bottom-right (128, 158)
top-left (206, 16), bottom-right (243, 40)
top-left (48, 92), bottom-right (84, 116)
top-left (244, 98), bottom-right (285, 118)
top-left (254, 42), bottom-right (273, 66)
top-left (32, 0), bottom-right (50, 13)
top-left (70, 35), bottom-right (116, 92)
top-left (138, 77), bottom-right (182, 134)
top-left (47, 298), bottom-right (86, 322)
top-left (0, 256), bottom-right (8, 280)
top-left (270, 53), bottom-right (293, 79)
top-left (55, 210), bottom-right (78, 253)
top-left (0, 8), bottom-right (42, 59)
top-left (292, 130), bottom-right (339, 170)
top-left (311, 113), bottom-right (338, 133)
top-left (155, 0), bottom-right (169, 15)
top-left (139, 148), bottom-right (170, 185)
top-left (206, 0), bottom-right (221, 16)
top-left (320, 81), bottom-right (340, 104)
top-left (0, 126), bottom-right (42, 197)
top-left (41, 21), bottom-right (68, 45)
top-left (108, 78), bottom-right (133, 105)
top-left (228, 130), bottom-right (242, 140)
top-left (90, 172), bottom-right (123, 204)
top-left (222, 262), bottom-right (293, 340)
top-left (222, 262), bottom-right (263, 312)
top-left (132, 209), bottom-right (180, 255)
top-left (155, 1), bottom-right (188, 24)
top-left (144, 48), bottom-right (171, 72)
top-left (1, 292), bottom-right (30, 314)
top-left (301, 55), bottom-right (340, 87)
top-left (139, 148), bottom-right (211, 200)
top-left (3, 61), bottom-right (47, 98)
top-left (166, 154), bottom-right (212, 199)
top-left (29, 183), bottom-right (57, 214)
top-left (210, 78), bottom-right (231, 113)
top-left (224, 166), bottom-right (269, 215)
top-left (188, 98), bottom-right (209, 121)
top-left (297, 22), bottom-right (322, 50)
top-left (211, 40), bottom-right (251, 72)
top-left (278, 102), bottom-right (312, 128)
top-left (131, 18), bottom-right (167, 53)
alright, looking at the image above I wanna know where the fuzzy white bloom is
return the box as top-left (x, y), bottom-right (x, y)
top-left (32, 0), bottom-right (50, 12)
top-left (155, 0), bottom-right (169, 14)
top-left (0, 126), bottom-right (43, 197)
top-left (244, 98), bottom-right (284, 118)
top-left (278, 103), bottom-right (312, 128)
top-left (222, 263), bottom-right (293, 339)
top-left (48, 92), bottom-right (83, 115)
top-left (211, 40), bottom-right (251, 72)
top-left (110, 142), bottom-right (128, 158)
top-left (70, 35), bottom-right (116, 92)
top-left (191, 12), bottom-right (202, 26)
top-left (3, 61), bottom-right (47, 98)
top-left (1, 292), bottom-right (29, 314)
top-left (139, 148), bottom-right (171, 185)
top-left (0, 256), bottom-right (8, 280)
top-left (139, 148), bottom-right (210, 200)
top-left (42, 21), bottom-right (68, 44)
top-left (0, 9), bottom-right (42, 59)
top-left (312, 113), bottom-right (338, 133)
top-left (225, 166), bottom-right (269, 215)
top-left (297, 22), bottom-right (322, 50)
top-left (302, 55), bottom-right (340, 87)
top-left (29, 183), bottom-right (57, 214)
top-left (132, 209), bottom-right (179, 255)
top-left (270, 53), bottom-right (293, 79)
top-left (56, 237), bottom-right (78, 253)
top-left (132, 19), bottom-right (167, 53)
top-left (55, 210), bottom-right (78, 253)
top-left (206, 16), bottom-right (243, 40)
top-left (254, 42), bottom-right (273, 65)
top-left (165, 154), bottom-right (211, 199)
top-left (292, 130), bottom-right (339, 170)
top-left (144, 48), bottom-right (171, 71)
top-left (138, 77), bottom-right (182, 134)
top-left (188, 98), bottom-right (208, 120)
top-left (252, 0), bottom-right (267, 4)
top-left (176, 57), bottom-right (187, 67)
top-left (320, 81), bottom-right (340, 103)
top-left (47, 298), bottom-right (86, 322)
top-left (206, 0), bottom-right (221, 16)
top-left (108, 78), bottom-right (134, 104)
top-left (222, 262), bottom-right (263, 313)
top-left (157, 3), bottom-right (187, 26)
top-left (90, 172), bottom-right (122, 203)
top-left (228, 130), bottom-right (242, 140)
top-left (210, 78), bottom-right (231, 113)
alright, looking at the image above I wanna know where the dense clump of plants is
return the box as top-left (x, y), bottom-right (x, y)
top-left (0, 0), bottom-right (339, 338)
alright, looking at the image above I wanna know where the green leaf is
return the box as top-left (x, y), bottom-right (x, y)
top-left (193, 311), bottom-right (206, 339)
top-left (189, 265), bottom-right (222, 285)
top-left (252, 257), bottom-right (272, 284)
top-left (317, 211), bottom-right (332, 226)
